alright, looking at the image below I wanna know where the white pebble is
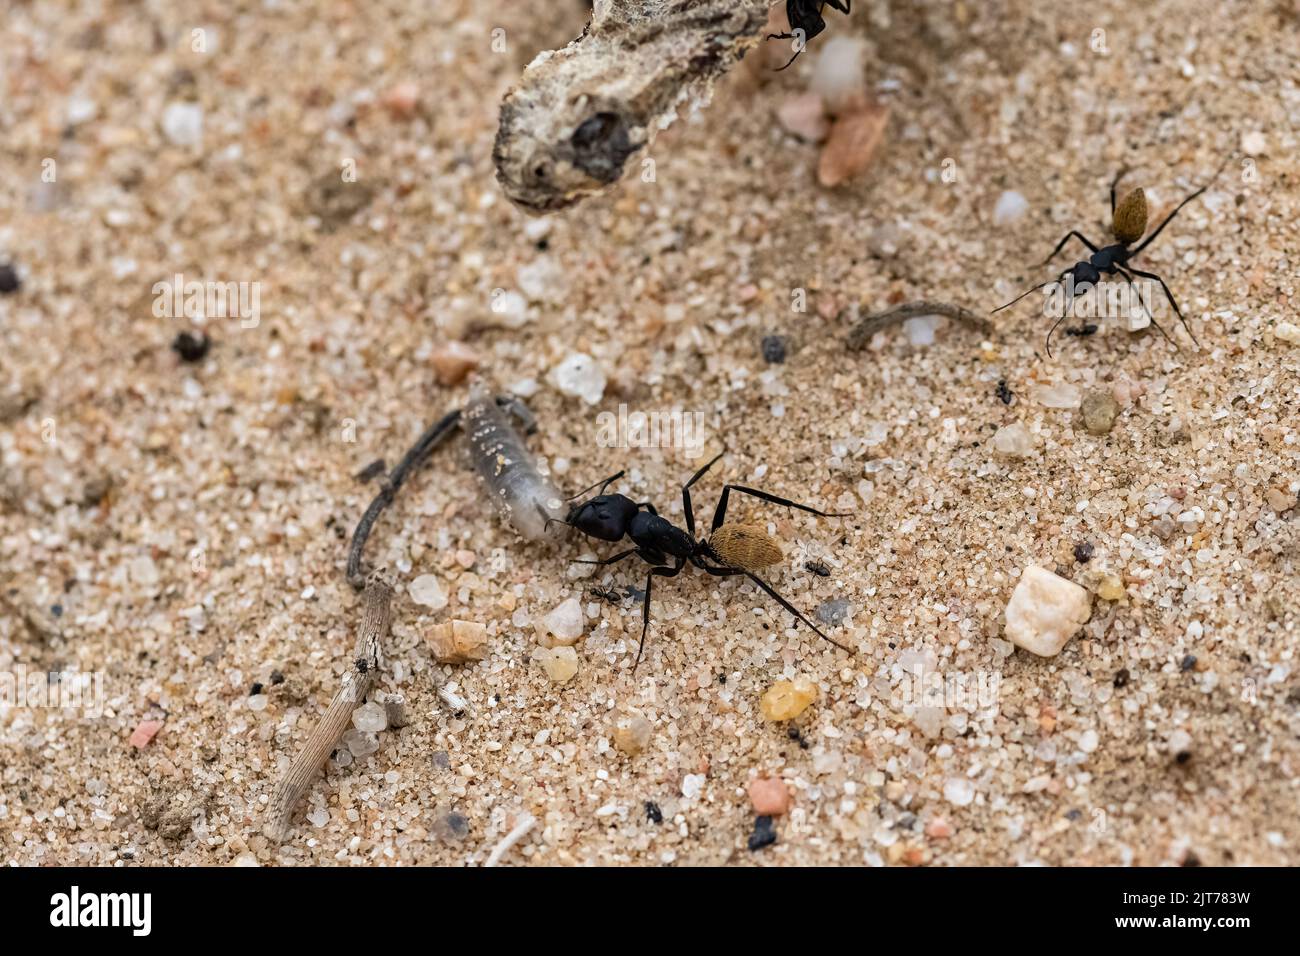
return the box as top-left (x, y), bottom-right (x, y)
top-left (1003, 566), bottom-right (1092, 657)
top-left (342, 728), bottom-right (380, 758)
top-left (409, 574), bottom-right (447, 609)
top-left (1031, 382), bottom-right (1082, 409)
top-left (491, 289), bottom-right (530, 328)
top-left (549, 352), bottom-right (606, 405)
top-left (541, 597), bottom-right (585, 645)
top-left (902, 315), bottom-right (940, 347)
top-left (992, 190), bottom-right (1030, 227)
top-left (991, 421), bottom-right (1035, 458)
top-left (1079, 729), bottom-right (1099, 753)
top-left (943, 777), bottom-right (975, 807)
top-left (1240, 130), bottom-right (1267, 157)
top-left (809, 36), bottom-right (868, 111)
top-left (161, 102), bottom-right (204, 147)
top-left (517, 257), bottom-right (567, 303)
top-left (681, 773), bottom-right (706, 800)
top-left (1275, 321), bottom-right (1300, 344)
top-left (351, 701), bottom-right (387, 733)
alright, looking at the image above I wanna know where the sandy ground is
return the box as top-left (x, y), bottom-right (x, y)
top-left (1, 0), bottom-right (1298, 866)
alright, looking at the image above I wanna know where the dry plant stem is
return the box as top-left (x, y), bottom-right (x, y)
top-left (263, 574), bottom-right (393, 844)
top-left (347, 408), bottom-right (462, 589)
top-left (846, 300), bottom-right (992, 351)
top-left (495, 0), bottom-right (771, 212)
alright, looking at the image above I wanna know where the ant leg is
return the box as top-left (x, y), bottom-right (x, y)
top-left (680, 450), bottom-right (725, 538)
top-left (711, 484), bottom-right (850, 533)
top-left (573, 548), bottom-right (640, 566)
top-left (1117, 266), bottom-right (1178, 350)
top-left (1040, 230), bottom-right (1099, 266)
top-left (1126, 266), bottom-right (1199, 347)
top-left (699, 564), bottom-right (852, 652)
top-left (634, 560), bottom-right (685, 672)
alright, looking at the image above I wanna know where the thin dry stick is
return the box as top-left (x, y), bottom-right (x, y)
top-left (846, 300), bottom-right (992, 351)
top-left (262, 573), bottom-right (393, 843)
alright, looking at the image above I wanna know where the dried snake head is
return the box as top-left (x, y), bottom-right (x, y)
top-left (494, 0), bottom-right (771, 214)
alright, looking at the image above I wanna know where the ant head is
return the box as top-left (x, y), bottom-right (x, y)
top-left (565, 493), bottom-right (638, 542)
top-left (1112, 187), bottom-right (1148, 244)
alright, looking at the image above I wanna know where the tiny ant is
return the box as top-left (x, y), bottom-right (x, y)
top-left (553, 452), bottom-right (853, 670)
top-left (768, 1), bottom-right (851, 71)
top-left (805, 559), bottom-right (831, 577)
top-left (992, 161), bottom-right (1227, 356)
top-left (587, 584), bottom-right (631, 604)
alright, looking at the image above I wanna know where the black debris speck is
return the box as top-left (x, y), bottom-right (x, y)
top-left (644, 801), bottom-right (663, 824)
top-left (171, 331), bottom-right (211, 362)
top-left (0, 263), bottom-right (20, 294)
top-left (1175, 750), bottom-right (1192, 765)
top-left (1113, 668), bottom-right (1131, 688)
top-left (995, 379), bottom-right (1014, 405)
top-left (1181, 654), bottom-right (1197, 672)
top-left (748, 815), bottom-right (777, 851)
top-left (761, 334), bottom-right (788, 364)
top-left (50, 604), bottom-right (63, 618)
top-left (1073, 541), bottom-right (1094, 563)
top-left (249, 682), bottom-right (263, 696)
top-left (269, 670), bottom-right (285, 685)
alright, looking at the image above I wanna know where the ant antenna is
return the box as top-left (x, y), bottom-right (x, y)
top-left (992, 274), bottom-right (1065, 315)
top-left (566, 470), bottom-right (625, 502)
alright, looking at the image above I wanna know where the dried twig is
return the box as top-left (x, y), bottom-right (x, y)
top-left (845, 300), bottom-right (992, 351)
top-left (262, 573), bottom-right (393, 844)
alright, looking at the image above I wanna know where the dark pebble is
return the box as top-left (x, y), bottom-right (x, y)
top-left (1113, 668), bottom-right (1130, 688)
top-left (171, 331), bottom-right (211, 362)
top-left (249, 682), bottom-right (263, 696)
top-left (644, 801), bottom-right (663, 824)
top-left (1073, 541), bottom-right (1094, 563)
top-left (761, 335), bottom-right (788, 364)
top-left (0, 263), bottom-right (20, 294)
top-left (748, 815), bottom-right (777, 851)
top-left (50, 604), bottom-right (63, 618)
top-left (1180, 654), bottom-right (1197, 672)
top-left (995, 379), bottom-right (1013, 405)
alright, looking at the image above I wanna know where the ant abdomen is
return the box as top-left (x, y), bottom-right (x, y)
top-left (709, 523), bottom-right (784, 572)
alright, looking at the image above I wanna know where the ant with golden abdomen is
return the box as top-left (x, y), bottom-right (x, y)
top-left (993, 160), bottom-right (1228, 356)
top-left (551, 452), bottom-right (853, 670)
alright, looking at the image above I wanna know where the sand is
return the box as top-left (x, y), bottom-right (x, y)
top-left (1, 0), bottom-right (1297, 866)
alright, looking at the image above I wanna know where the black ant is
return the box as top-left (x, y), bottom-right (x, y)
top-left (553, 452), bottom-right (853, 670)
top-left (768, 1), bottom-right (851, 71)
top-left (992, 161), bottom-right (1227, 356)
